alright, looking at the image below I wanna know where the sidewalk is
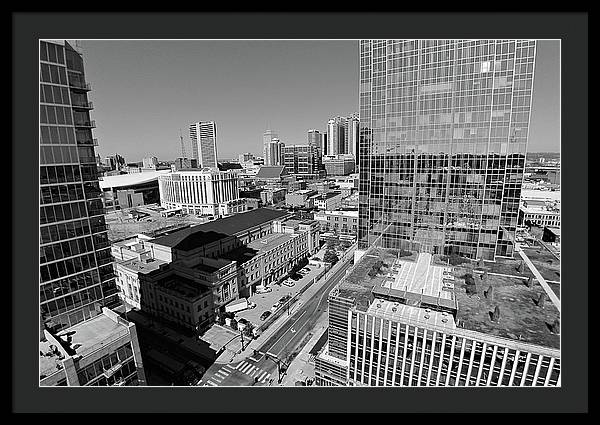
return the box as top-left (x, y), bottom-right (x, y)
top-left (213, 247), bottom-right (354, 365)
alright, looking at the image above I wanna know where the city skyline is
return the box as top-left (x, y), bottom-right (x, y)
top-left (78, 40), bottom-right (559, 162)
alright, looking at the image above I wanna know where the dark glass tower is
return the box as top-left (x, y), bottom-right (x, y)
top-left (39, 40), bottom-right (117, 334)
top-left (358, 40), bottom-right (536, 260)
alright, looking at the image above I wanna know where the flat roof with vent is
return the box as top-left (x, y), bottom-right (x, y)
top-left (120, 257), bottom-right (167, 274)
top-left (344, 247), bottom-right (560, 350)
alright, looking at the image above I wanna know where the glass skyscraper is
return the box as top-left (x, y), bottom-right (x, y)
top-left (39, 40), bottom-right (118, 335)
top-left (358, 40), bottom-right (536, 260)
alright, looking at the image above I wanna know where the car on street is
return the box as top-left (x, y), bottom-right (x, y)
top-left (248, 301), bottom-right (257, 309)
top-left (271, 303), bottom-right (281, 311)
top-left (260, 311), bottom-right (271, 320)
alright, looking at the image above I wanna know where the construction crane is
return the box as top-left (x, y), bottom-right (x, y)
top-left (179, 129), bottom-right (186, 159)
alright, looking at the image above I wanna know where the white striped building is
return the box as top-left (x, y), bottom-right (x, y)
top-left (158, 170), bottom-right (246, 217)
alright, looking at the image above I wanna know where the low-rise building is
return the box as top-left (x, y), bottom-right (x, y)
top-left (286, 189), bottom-right (318, 208)
top-left (312, 191), bottom-right (343, 210)
top-left (260, 187), bottom-right (287, 205)
top-left (323, 154), bottom-right (356, 176)
top-left (314, 209), bottom-right (359, 236)
top-left (99, 170), bottom-right (170, 212)
top-left (40, 307), bottom-right (146, 386)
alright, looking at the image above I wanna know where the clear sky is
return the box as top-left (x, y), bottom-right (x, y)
top-left (80, 40), bottom-right (560, 162)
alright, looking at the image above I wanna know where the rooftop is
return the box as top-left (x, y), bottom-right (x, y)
top-left (196, 207), bottom-right (289, 235)
top-left (151, 229), bottom-right (230, 251)
top-left (247, 233), bottom-right (294, 253)
top-left (343, 248), bottom-right (560, 350)
top-left (98, 169), bottom-right (171, 189)
top-left (120, 257), bottom-right (166, 274)
top-left (157, 274), bottom-right (210, 300)
top-left (40, 309), bottom-right (132, 379)
top-left (256, 166), bottom-right (286, 179)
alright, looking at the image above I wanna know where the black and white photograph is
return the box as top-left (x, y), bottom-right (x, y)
top-left (13, 12), bottom-right (587, 414)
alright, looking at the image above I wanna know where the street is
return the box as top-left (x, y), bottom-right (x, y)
top-left (200, 256), bottom-right (352, 386)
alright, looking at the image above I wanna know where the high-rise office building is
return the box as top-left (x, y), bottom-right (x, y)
top-left (327, 117), bottom-right (346, 156)
top-left (308, 129), bottom-right (322, 152)
top-left (40, 40), bottom-right (118, 334)
top-left (358, 40), bottom-right (537, 260)
top-left (189, 121), bottom-right (218, 169)
top-left (262, 129), bottom-right (279, 165)
top-left (282, 144), bottom-right (321, 176)
top-left (346, 114), bottom-right (360, 159)
top-left (265, 136), bottom-right (285, 166)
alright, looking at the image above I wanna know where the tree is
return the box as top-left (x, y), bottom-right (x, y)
top-left (323, 249), bottom-right (339, 265)
top-left (230, 318), bottom-right (238, 331)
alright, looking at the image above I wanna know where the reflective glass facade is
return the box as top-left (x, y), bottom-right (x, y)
top-left (358, 40), bottom-right (536, 260)
top-left (40, 40), bottom-right (117, 333)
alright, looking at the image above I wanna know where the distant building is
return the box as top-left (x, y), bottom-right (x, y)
top-left (255, 165), bottom-right (288, 185)
top-left (142, 156), bottom-right (159, 169)
top-left (314, 209), bottom-right (359, 236)
top-left (39, 307), bottom-right (146, 386)
top-left (323, 154), bottom-right (356, 176)
top-left (158, 169), bottom-right (246, 217)
top-left (263, 130), bottom-right (284, 166)
top-left (189, 121), bottom-right (218, 169)
top-left (172, 157), bottom-right (198, 171)
top-left (260, 187), bottom-right (287, 205)
top-left (238, 152), bottom-right (255, 163)
top-left (283, 144), bottom-right (322, 177)
top-left (100, 170), bottom-right (170, 212)
top-left (286, 189), bottom-right (318, 208)
top-left (518, 189), bottom-right (561, 228)
top-left (312, 191), bottom-right (343, 210)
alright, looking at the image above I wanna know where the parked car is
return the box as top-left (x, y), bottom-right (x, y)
top-left (260, 311), bottom-right (271, 321)
top-left (271, 303), bottom-right (280, 312)
top-left (248, 301), bottom-right (257, 309)
top-left (301, 267), bottom-right (311, 273)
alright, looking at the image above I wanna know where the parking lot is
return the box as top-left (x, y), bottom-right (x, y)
top-left (234, 265), bottom-right (325, 328)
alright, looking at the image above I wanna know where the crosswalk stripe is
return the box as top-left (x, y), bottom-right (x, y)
top-left (248, 356), bottom-right (259, 362)
top-left (240, 363), bottom-right (253, 373)
top-left (244, 365), bottom-right (256, 374)
top-left (207, 381), bottom-right (217, 386)
top-left (224, 364), bottom-right (236, 371)
top-left (235, 362), bottom-right (247, 370)
top-left (261, 373), bottom-right (271, 383)
top-left (249, 369), bottom-right (258, 377)
top-left (257, 371), bottom-right (268, 381)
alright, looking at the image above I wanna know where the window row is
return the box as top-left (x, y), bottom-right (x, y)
top-left (40, 236), bottom-right (94, 264)
top-left (76, 344), bottom-right (134, 385)
top-left (40, 218), bottom-right (91, 245)
top-left (40, 62), bottom-right (68, 85)
top-left (40, 83), bottom-right (71, 105)
top-left (40, 105), bottom-right (74, 126)
top-left (40, 284), bottom-right (104, 320)
top-left (40, 165), bottom-right (82, 185)
top-left (40, 183), bottom-right (85, 205)
top-left (40, 125), bottom-right (77, 145)
top-left (40, 201), bottom-right (88, 225)
top-left (40, 252), bottom-right (98, 282)
top-left (40, 41), bottom-right (66, 65)
top-left (40, 270), bottom-right (101, 303)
